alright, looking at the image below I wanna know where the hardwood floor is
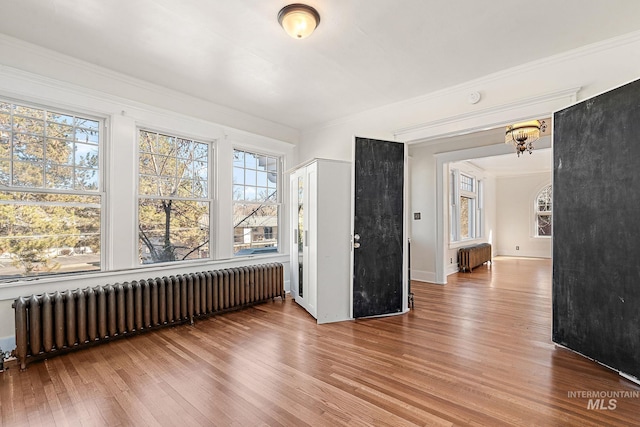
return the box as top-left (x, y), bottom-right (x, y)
top-left (1, 257), bottom-right (639, 426)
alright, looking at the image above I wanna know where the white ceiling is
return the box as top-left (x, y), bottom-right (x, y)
top-left (470, 147), bottom-right (552, 177)
top-left (1, 1), bottom-right (640, 131)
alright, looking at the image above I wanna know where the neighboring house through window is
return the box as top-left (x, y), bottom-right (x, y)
top-left (0, 99), bottom-right (102, 278)
top-left (138, 129), bottom-right (211, 264)
top-left (233, 149), bottom-right (279, 255)
top-left (535, 184), bottom-right (552, 237)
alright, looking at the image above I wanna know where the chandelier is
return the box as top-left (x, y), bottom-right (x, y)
top-left (505, 120), bottom-right (543, 156)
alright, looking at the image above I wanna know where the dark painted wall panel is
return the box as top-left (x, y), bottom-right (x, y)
top-left (353, 137), bottom-right (404, 318)
top-left (553, 78), bottom-right (640, 379)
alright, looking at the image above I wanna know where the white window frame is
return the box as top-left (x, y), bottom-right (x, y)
top-left (232, 148), bottom-right (281, 256)
top-left (0, 97), bottom-right (105, 280)
top-left (450, 168), bottom-right (483, 244)
top-left (534, 184), bottom-right (552, 238)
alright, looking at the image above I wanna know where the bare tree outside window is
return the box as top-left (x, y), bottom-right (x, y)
top-left (233, 149), bottom-right (279, 255)
top-left (138, 130), bottom-right (211, 264)
top-left (536, 185), bottom-right (552, 237)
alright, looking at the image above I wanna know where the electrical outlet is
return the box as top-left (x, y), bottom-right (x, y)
top-left (516, 246), bottom-right (520, 250)
top-left (450, 258), bottom-right (453, 264)
top-left (414, 212), bottom-right (421, 220)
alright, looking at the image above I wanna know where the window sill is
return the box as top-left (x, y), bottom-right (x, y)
top-left (0, 253), bottom-right (289, 301)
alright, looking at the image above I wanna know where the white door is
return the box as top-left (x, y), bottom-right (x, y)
top-left (290, 164), bottom-right (316, 317)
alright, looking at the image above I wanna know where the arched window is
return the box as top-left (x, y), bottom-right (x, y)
top-left (535, 185), bottom-right (552, 237)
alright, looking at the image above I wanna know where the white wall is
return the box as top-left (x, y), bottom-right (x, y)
top-left (0, 41), bottom-right (296, 350)
top-left (299, 31), bottom-right (640, 284)
top-left (495, 173), bottom-right (552, 258)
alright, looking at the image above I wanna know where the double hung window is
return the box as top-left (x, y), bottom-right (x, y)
top-left (232, 149), bottom-right (279, 255)
top-left (138, 130), bottom-right (211, 264)
top-left (450, 169), bottom-right (483, 242)
top-left (0, 100), bottom-right (102, 278)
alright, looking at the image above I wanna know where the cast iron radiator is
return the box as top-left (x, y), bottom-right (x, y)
top-left (458, 243), bottom-right (491, 272)
top-left (13, 263), bottom-right (284, 370)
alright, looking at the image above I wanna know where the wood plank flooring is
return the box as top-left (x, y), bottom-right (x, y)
top-left (2, 257), bottom-right (639, 426)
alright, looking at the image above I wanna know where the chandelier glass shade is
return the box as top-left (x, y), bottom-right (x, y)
top-left (505, 120), bottom-right (542, 156)
top-left (278, 4), bottom-right (320, 39)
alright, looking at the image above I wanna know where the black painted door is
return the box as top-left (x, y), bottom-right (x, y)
top-left (352, 137), bottom-right (405, 318)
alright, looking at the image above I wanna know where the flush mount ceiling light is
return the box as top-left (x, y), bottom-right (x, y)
top-left (278, 3), bottom-right (320, 39)
top-left (505, 120), bottom-right (543, 156)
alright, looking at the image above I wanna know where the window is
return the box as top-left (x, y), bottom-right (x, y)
top-left (450, 168), bottom-right (482, 242)
top-left (233, 149), bottom-right (279, 255)
top-left (138, 130), bottom-right (211, 264)
top-left (535, 185), bottom-right (552, 237)
top-left (0, 100), bottom-right (102, 279)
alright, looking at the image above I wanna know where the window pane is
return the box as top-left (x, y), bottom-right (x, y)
top-left (192, 160), bottom-right (207, 181)
top-left (46, 122), bottom-right (73, 139)
top-left (157, 134), bottom-right (175, 155)
top-left (48, 112), bottom-right (74, 126)
top-left (0, 191), bottom-right (101, 279)
top-left (176, 138), bottom-right (193, 159)
top-left (460, 196), bottom-right (472, 239)
top-left (46, 164), bottom-right (74, 189)
top-left (233, 150), bottom-right (245, 167)
top-left (74, 142), bottom-right (99, 168)
top-left (0, 160), bottom-right (9, 185)
top-left (257, 170), bottom-right (268, 187)
top-left (245, 152), bottom-right (258, 170)
top-left (75, 118), bottom-right (99, 131)
top-left (537, 214), bottom-right (552, 236)
top-left (460, 174), bottom-right (473, 192)
top-left (13, 161), bottom-right (43, 187)
top-left (193, 142), bottom-right (208, 161)
top-left (139, 130), bottom-right (156, 153)
top-left (233, 203), bottom-right (278, 255)
top-left (245, 169), bottom-right (256, 187)
top-left (75, 127), bottom-right (99, 144)
top-left (14, 105), bottom-right (44, 120)
top-left (256, 155), bottom-right (267, 171)
top-left (46, 138), bottom-right (74, 165)
top-left (0, 113), bottom-right (10, 131)
top-left (267, 172), bottom-right (277, 189)
top-left (0, 131), bottom-right (10, 158)
top-left (75, 168), bottom-right (99, 191)
top-left (138, 198), bottom-right (210, 264)
top-left (233, 185), bottom-right (244, 201)
top-left (13, 136), bottom-right (44, 162)
top-left (233, 167), bottom-right (244, 185)
top-left (14, 116), bottom-right (45, 135)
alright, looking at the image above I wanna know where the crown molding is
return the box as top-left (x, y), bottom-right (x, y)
top-left (303, 29), bottom-right (640, 135)
top-left (395, 87), bottom-right (579, 144)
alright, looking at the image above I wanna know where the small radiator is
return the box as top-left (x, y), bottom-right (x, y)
top-left (458, 243), bottom-right (491, 272)
top-left (13, 263), bottom-right (284, 370)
